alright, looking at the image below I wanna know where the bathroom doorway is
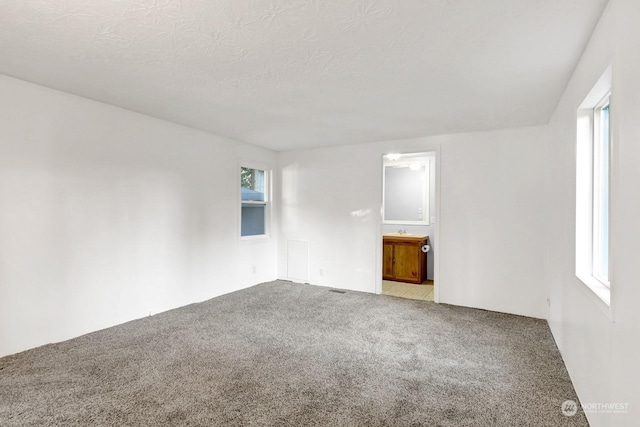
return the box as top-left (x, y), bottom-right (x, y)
top-left (380, 151), bottom-right (437, 301)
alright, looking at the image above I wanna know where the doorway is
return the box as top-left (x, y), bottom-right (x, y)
top-left (380, 151), bottom-right (436, 302)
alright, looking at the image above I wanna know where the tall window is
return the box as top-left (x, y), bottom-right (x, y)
top-left (241, 167), bottom-right (269, 237)
top-left (592, 97), bottom-right (610, 285)
top-left (576, 66), bottom-right (611, 306)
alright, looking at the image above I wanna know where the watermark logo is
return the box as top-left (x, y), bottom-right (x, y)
top-left (562, 400), bottom-right (630, 416)
top-left (561, 400), bottom-right (578, 416)
top-left (582, 402), bottom-right (629, 414)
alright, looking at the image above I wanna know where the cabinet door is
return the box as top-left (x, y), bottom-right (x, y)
top-left (393, 243), bottom-right (420, 283)
top-left (382, 242), bottom-right (395, 279)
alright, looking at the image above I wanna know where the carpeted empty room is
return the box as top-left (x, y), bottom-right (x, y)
top-left (4, 1), bottom-right (640, 425)
top-left (0, 281), bottom-right (587, 426)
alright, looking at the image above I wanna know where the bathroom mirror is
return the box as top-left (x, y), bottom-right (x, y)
top-left (383, 159), bottom-right (430, 225)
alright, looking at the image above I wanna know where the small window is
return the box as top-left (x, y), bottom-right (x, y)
top-left (241, 166), bottom-right (269, 237)
top-left (576, 66), bottom-right (611, 307)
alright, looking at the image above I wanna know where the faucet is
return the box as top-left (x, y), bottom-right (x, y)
top-left (397, 229), bottom-right (406, 234)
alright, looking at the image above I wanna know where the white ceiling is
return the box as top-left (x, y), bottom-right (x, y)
top-left (0, 0), bottom-right (608, 151)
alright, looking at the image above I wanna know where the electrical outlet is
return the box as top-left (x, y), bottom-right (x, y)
top-left (252, 266), bottom-right (257, 274)
top-left (319, 268), bottom-right (324, 276)
top-left (431, 216), bottom-right (436, 223)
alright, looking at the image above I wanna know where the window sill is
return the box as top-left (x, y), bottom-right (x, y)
top-left (240, 234), bottom-right (270, 242)
top-left (576, 273), bottom-right (612, 319)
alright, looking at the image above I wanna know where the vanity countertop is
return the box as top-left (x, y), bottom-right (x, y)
top-left (383, 233), bottom-right (429, 241)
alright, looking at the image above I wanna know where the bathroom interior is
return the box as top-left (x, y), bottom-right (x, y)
top-left (382, 152), bottom-right (435, 301)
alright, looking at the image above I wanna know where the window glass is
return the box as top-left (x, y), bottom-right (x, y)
top-left (241, 167), bottom-right (268, 237)
top-left (241, 204), bottom-right (266, 236)
top-left (241, 167), bottom-right (265, 202)
top-left (593, 102), bottom-right (610, 283)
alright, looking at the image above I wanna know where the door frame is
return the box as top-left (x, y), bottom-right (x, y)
top-left (375, 148), bottom-right (441, 303)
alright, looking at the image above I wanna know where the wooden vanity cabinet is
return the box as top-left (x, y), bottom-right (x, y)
top-left (382, 235), bottom-right (428, 284)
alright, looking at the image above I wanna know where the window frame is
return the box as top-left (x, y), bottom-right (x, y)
top-left (240, 164), bottom-right (271, 240)
top-left (575, 66), bottom-right (612, 310)
top-left (591, 93), bottom-right (610, 287)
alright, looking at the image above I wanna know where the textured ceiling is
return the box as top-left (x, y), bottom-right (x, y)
top-left (0, 0), bottom-right (609, 151)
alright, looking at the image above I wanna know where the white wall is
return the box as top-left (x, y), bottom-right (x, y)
top-left (277, 145), bottom-right (383, 290)
top-left (0, 75), bottom-right (278, 358)
top-left (437, 126), bottom-right (550, 318)
top-left (277, 124), bottom-right (550, 319)
top-left (545, 1), bottom-right (640, 426)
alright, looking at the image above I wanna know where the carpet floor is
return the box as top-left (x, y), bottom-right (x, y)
top-left (0, 280), bottom-right (588, 426)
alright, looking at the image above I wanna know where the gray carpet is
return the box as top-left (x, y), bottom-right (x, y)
top-left (0, 280), bottom-right (587, 426)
